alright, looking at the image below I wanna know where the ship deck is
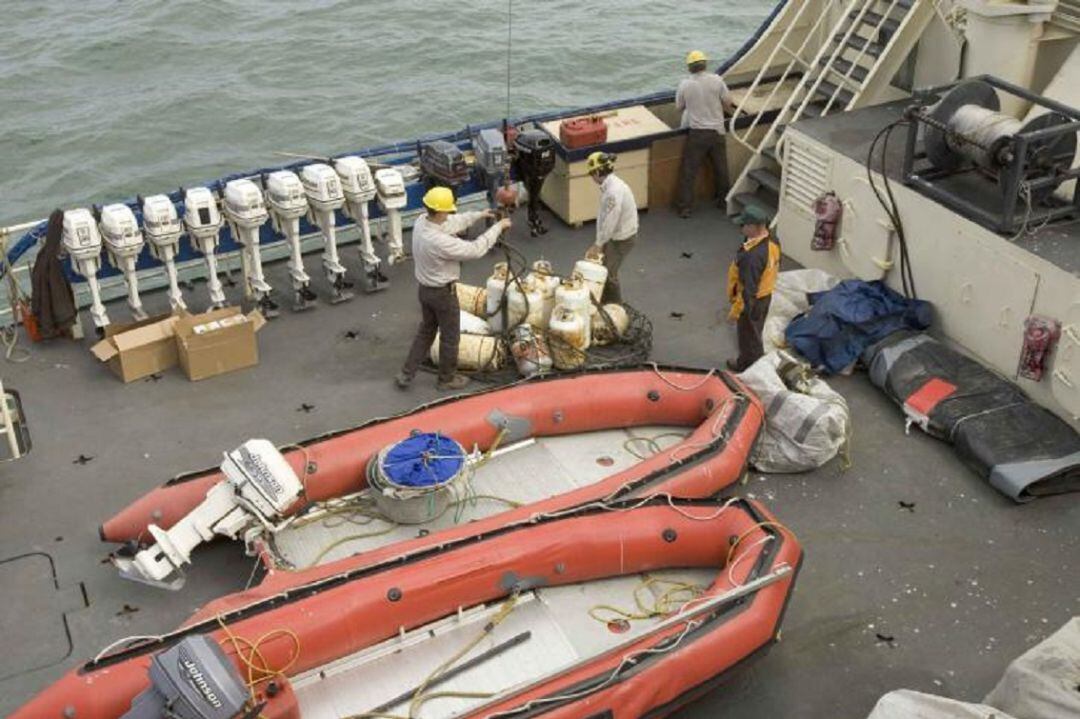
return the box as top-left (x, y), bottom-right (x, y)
top-left (0, 204), bottom-right (1077, 718)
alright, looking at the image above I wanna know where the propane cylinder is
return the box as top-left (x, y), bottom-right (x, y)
top-left (510, 324), bottom-right (553, 377)
top-left (574, 258), bottom-right (608, 303)
top-left (526, 259), bottom-right (560, 328)
top-left (455, 283), bottom-right (487, 317)
top-left (460, 310), bottom-right (493, 336)
top-left (548, 306), bottom-right (589, 370)
top-left (812, 192), bottom-right (842, 251)
top-left (486, 262), bottom-right (510, 332)
top-left (590, 303), bottom-right (630, 346)
top-left (430, 332), bottom-right (505, 371)
top-left (506, 278), bottom-right (542, 330)
top-left (554, 274), bottom-right (592, 346)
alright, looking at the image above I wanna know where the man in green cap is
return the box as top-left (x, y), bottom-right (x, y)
top-left (726, 205), bottom-right (780, 371)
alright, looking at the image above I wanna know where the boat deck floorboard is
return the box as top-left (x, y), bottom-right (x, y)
top-left (0, 204), bottom-right (1076, 717)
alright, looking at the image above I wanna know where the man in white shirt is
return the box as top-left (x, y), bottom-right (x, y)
top-left (396, 186), bottom-right (511, 391)
top-left (675, 50), bottom-right (735, 218)
top-left (586, 151), bottom-right (638, 304)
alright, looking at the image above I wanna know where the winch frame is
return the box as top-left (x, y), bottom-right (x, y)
top-left (902, 75), bottom-right (1080, 235)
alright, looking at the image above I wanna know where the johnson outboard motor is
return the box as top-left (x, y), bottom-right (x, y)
top-left (513, 129), bottom-right (556, 237)
top-left (121, 635), bottom-right (250, 719)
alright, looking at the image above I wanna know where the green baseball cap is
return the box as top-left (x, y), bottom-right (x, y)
top-left (732, 205), bottom-right (771, 226)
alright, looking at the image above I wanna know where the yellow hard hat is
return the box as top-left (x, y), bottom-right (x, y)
top-left (585, 151), bottom-right (616, 175)
top-left (686, 50), bottom-right (707, 66)
top-left (422, 186), bottom-right (457, 213)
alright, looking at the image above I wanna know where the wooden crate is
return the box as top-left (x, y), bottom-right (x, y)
top-left (537, 105), bottom-right (671, 226)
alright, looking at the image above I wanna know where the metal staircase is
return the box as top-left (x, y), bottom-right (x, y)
top-left (725, 0), bottom-right (934, 219)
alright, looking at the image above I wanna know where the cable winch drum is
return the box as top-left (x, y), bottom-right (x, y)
top-left (368, 433), bottom-right (468, 524)
top-left (923, 79), bottom-right (1077, 200)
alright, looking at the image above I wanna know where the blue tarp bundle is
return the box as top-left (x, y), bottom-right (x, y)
top-left (785, 280), bottom-right (932, 374)
top-left (381, 432), bottom-right (465, 488)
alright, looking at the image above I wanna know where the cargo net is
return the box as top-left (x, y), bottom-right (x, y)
top-left (424, 241), bottom-right (653, 384)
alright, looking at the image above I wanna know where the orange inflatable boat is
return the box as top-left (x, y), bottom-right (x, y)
top-left (16, 495), bottom-right (800, 719)
top-left (100, 366), bottom-right (763, 562)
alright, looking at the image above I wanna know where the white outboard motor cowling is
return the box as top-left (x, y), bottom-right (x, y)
top-left (112, 439), bottom-right (303, 590)
top-left (62, 208), bottom-right (109, 329)
top-left (374, 167), bottom-right (407, 264)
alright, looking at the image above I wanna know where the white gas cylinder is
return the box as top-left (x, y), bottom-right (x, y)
top-left (590, 303), bottom-right (630, 346)
top-left (574, 258), bottom-right (608, 303)
top-left (554, 275), bottom-right (592, 345)
top-left (486, 262), bottom-right (510, 332)
top-left (526, 259), bottom-right (560, 327)
top-left (506, 279), bottom-right (542, 330)
top-left (547, 306), bottom-right (589, 370)
top-left (430, 333), bottom-right (505, 371)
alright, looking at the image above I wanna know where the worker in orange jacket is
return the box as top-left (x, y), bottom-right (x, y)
top-left (727, 205), bottom-right (781, 372)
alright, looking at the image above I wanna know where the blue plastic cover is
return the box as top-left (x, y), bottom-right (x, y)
top-left (381, 433), bottom-right (465, 488)
top-left (785, 280), bottom-right (932, 374)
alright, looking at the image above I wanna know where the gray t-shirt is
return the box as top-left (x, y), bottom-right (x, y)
top-left (676, 72), bottom-right (731, 132)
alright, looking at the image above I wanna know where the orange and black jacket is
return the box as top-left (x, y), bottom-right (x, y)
top-left (727, 232), bottom-right (781, 320)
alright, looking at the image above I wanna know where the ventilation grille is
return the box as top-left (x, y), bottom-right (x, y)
top-left (1053, 0), bottom-right (1080, 33)
top-left (783, 139), bottom-right (830, 215)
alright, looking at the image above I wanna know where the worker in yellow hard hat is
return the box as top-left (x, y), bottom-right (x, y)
top-left (675, 49), bottom-right (736, 218)
top-left (585, 151), bottom-right (639, 304)
top-left (396, 186), bottom-right (511, 391)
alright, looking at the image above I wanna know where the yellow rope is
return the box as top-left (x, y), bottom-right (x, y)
top-left (215, 614), bottom-right (301, 717)
top-left (588, 576), bottom-right (705, 624)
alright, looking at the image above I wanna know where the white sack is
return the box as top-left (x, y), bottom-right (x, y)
top-left (763, 269), bottom-right (841, 354)
top-left (866, 690), bottom-right (1019, 719)
top-left (739, 350), bottom-right (850, 473)
top-left (984, 617), bottom-right (1080, 719)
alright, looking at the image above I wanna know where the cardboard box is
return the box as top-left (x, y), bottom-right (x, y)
top-left (175, 307), bottom-right (266, 381)
top-left (90, 314), bottom-right (180, 383)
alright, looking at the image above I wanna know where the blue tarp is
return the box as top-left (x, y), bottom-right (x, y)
top-left (381, 432), bottom-right (465, 488)
top-left (785, 280), bottom-right (932, 374)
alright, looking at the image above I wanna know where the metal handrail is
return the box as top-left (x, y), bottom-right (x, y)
top-left (728, 0), bottom-right (825, 132)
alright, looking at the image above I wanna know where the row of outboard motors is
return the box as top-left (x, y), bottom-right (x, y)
top-left (61, 157), bottom-right (409, 330)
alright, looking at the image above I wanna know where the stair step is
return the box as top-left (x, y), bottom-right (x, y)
top-left (733, 192), bottom-right (778, 221)
top-left (762, 145), bottom-right (779, 163)
top-left (850, 9), bottom-right (900, 35)
top-left (824, 56), bottom-right (870, 83)
top-left (749, 168), bottom-right (781, 195)
top-left (814, 79), bottom-right (855, 108)
top-left (834, 32), bottom-right (885, 58)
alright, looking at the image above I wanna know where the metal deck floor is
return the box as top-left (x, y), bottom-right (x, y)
top-left (0, 205), bottom-right (1076, 718)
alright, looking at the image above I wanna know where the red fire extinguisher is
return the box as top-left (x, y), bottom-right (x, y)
top-left (1018, 315), bottom-right (1061, 381)
top-left (812, 191), bottom-right (842, 251)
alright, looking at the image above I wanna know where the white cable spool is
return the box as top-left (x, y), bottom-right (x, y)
top-left (459, 310), bottom-right (493, 336)
top-left (430, 332), bottom-right (505, 370)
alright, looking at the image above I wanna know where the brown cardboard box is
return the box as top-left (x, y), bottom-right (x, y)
top-left (90, 314), bottom-right (180, 383)
top-left (174, 307), bottom-right (266, 381)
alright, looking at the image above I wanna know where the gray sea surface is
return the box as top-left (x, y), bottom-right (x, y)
top-left (1, 0), bottom-right (774, 225)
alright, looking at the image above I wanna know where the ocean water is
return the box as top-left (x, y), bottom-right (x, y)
top-left (0, 0), bottom-right (774, 225)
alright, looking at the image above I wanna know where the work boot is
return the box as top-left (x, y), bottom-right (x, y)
top-left (725, 359), bottom-right (742, 372)
top-left (394, 372), bottom-right (413, 389)
top-left (678, 208), bottom-right (691, 219)
top-left (437, 374), bottom-right (470, 391)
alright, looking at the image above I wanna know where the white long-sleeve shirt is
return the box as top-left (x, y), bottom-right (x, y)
top-left (676, 72), bottom-right (731, 132)
top-left (411, 211), bottom-right (502, 287)
top-left (596, 173), bottom-right (639, 247)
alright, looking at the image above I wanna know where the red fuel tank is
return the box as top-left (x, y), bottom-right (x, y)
top-left (559, 115), bottom-right (608, 149)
